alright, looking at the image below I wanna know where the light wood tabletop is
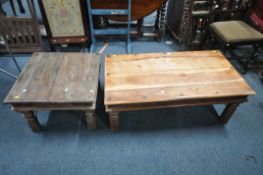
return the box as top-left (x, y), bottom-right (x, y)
top-left (105, 50), bottom-right (255, 105)
top-left (104, 50), bottom-right (255, 131)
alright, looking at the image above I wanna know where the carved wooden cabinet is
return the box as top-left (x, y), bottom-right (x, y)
top-left (166, 0), bottom-right (193, 45)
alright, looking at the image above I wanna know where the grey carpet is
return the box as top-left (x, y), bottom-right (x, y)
top-left (1, 39), bottom-right (263, 175)
top-left (1, 1), bottom-right (263, 174)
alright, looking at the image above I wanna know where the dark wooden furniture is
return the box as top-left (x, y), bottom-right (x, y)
top-left (38, 0), bottom-right (89, 49)
top-left (4, 52), bottom-right (100, 132)
top-left (166, 0), bottom-right (192, 44)
top-left (92, 0), bottom-right (166, 21)
top-left (212, 0), bottom-right (252, 21)
top-left (104, 50), bottom-right (255, 131)
top-left (93, 0), bottom-right (167, 41)
top-left (249, 0), bottom-right (263, 81)
top-left (166, 0), bottom-right (253, 47)
top-left (166, 0), bottom-right (212, 46)
top-left (208, 21), bottom-right (263, 73)
top-left (0, 0), bottom-right (43, 53)
top-left (191, 0), bottom-right (212, 47)
top-left (199, 0), bottom-right (263, 74)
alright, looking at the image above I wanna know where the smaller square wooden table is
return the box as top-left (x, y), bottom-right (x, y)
top-left (104, 50), bottom-right (255, 131)
top-left (4, 52), bottom-right (100, 132)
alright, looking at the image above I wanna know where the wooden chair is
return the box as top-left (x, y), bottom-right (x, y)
top-left (200, 0), bottom-right (263, 73)
top-left (0, 0), bottom-right (43, 53)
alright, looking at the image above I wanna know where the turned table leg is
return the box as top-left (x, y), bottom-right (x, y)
top-left (109, 112), bottom-right (119, 131)
top-left (84, 110), bottom-right (96, 130)
top-left (219, 103), bottom-right (240, 124)
top-left (19, 111), bottom-right (41, 132)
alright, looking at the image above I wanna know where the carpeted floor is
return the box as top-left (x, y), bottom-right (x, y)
top-left (1, 1), bottom-right (263, 174)
top-left (1, 39), bottom-right (263, 175)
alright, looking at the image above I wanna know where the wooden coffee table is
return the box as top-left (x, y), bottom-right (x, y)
top-left (104, 50), bottom-right (255, 131)
top-left (4, 52), bottom-right (100, 132)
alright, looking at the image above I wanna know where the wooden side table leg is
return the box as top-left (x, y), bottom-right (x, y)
top-left (84, 110), bottom-right (96, 130)
top-left (19, 111), bottom-right (41, 132)
top-left (219, 103), bottom-right (240, 124)
top-left (109, 112), bottom-right (119, 131)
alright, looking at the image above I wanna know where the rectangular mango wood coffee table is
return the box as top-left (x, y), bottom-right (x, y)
top-left (4, 52), bottom-right (100, 132)
top-left (104, 50), bottom-right (255, 131)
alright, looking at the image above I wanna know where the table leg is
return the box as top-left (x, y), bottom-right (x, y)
top-left (19, 111), bottom-right (41, 132)
top-left (109, 112), bottom-right (119, 131)
top-left (84, 110), bottom-right (96, 130)
top-left (219, 103), bottom-right (240, 124)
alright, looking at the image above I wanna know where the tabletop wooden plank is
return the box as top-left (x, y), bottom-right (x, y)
top-left (4, 52), bottom-right (56, 102)
top-left (105, 50), bottom-right (255, 105)
top-left (106, 57), bottom-right (230, 75)
top-left (106, 68), bottom-right (243, 91)
top-left (106, 50), bottom-right (224, 61)
top-left (49, 53), bottom-right (100, 102)
top-left (105, 80), bottom-right (253, 105)
top-left (105, 52), bottom-right (233, 76)
top-left (4, 52), bottom-right (100, 104)
top-left (21, 53), bottom-right (62, 102)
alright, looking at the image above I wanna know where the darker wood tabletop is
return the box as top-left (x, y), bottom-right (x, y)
top-left (4, 52), bottom-right (100, 105)
top-left (4, 52), bottom-right (101, 132)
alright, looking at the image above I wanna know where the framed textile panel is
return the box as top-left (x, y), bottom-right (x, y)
top-left (38, 0), bottom-right (89, 45)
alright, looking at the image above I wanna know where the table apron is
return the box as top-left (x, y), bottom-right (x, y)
top-left (12, 102), bottom-right (95, 111)
top-left (106, 96), bottom-right (248, 112)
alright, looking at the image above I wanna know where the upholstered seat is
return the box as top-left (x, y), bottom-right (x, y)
top-left (210, 21), bottom-right (263, 43)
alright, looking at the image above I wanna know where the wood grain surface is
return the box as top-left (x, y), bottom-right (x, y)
top-left (4, 52), bottom-right (100, 104)
top-left (105, 50), bottom-right (255, 105)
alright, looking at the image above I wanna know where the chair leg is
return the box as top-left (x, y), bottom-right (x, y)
top-left (4, 39), bottom-right (21, 72)
top-left (137, 19), bottom-right (143, 37)
top-left (221, 44), bottom-right (229, 55)
top-left (0, 1), bottom-right (6, 15)
top-left (127, 41), bottom-right (131, 54)
top-left (154, 7), bottom-right (160, 32)
top-left (0, 68), bottom-right (17, 79)
top-left (12, 56), bottom-right (21, 72)
top-left (127, 0), bottom-right (132, 53)
top-left (198, 29), bottom-right (210, 50)
top-left (90, 43), bottom-right (95, 53)
top-left (250, 45), bottom-right (262, 64)
top-left (249, 45), bottom-right (263, 73)
top-left (9, 0), bottom-right (17, 16)
top-left (0, 35), bottom-right (21, 73)
top-left (240, 45), bottom-right (261, 74)
top-left (243, 59), bottom-right (249, 74)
